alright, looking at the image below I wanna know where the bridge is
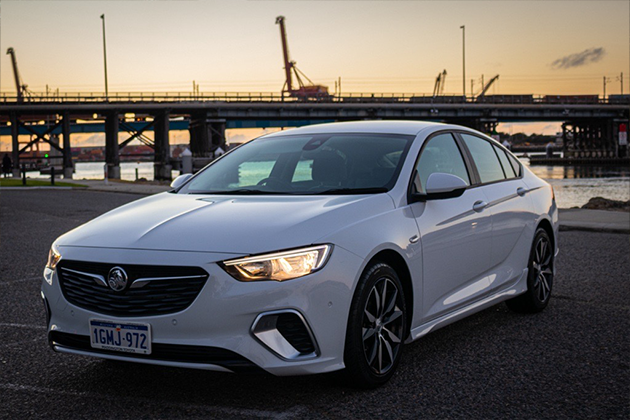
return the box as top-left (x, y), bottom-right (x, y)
top-left (1, 92), bottom-right (628, 180)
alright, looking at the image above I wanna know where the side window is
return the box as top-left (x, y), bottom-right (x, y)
top-left (461, 134), bottom-right (506, 184)
top-left (507, 153), bottom-right (522, 177)
top-left (415, 133), bottom-right (470, 193)
top-left (494, 144), bottom-right (516, 178)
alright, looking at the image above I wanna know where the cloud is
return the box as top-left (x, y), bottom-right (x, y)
top-left (551, 47), bottom-right (605, 70)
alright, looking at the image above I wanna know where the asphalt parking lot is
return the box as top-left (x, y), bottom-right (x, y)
top-left (1, 189), bottom-right (628, 419)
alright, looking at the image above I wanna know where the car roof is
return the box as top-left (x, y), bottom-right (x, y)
top-left (264, 120), bottom-right (448, 137)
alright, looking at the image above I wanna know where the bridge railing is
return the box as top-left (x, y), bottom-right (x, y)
top-left (0, 92), bottom-right (627, 105)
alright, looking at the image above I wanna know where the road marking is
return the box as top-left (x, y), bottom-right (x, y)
top-left (0, 383), bottom-right (309, 418)
top-left (0, 323), bottom-right (46, 330)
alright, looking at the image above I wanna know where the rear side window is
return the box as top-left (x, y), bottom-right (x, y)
top-left (494, 145), bottom-right (516, 178)
top-left (507, 153), bottom-right (522, 177)
top-left (461, 134), bottom-right (506, 184)
top-left (415, 133), bottom-right (470, 193)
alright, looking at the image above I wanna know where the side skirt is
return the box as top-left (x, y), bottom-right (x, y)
top-left (406, 268), bottom-right (528, 343)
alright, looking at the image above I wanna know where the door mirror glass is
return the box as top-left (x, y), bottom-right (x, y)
top-left (170, 173), bottom-right (193, 190)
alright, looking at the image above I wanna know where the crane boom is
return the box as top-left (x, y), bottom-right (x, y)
top-left (6, 48), bottom-right (24, 102)
top-left (477, 74), bottom-right (499, 98)
top-left (275, 16), bottom-right (293, 92)
top-left (275, 16), bottom-right (328, 99)
top-left (432, 69), bottom-right (447, 97)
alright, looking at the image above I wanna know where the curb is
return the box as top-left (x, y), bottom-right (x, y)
top-left (0, 186), bottom-right (76, 190)
top-left (77, 188), bottom-right (168, 196)
top-left (559, 224), bottom-right (630, 234)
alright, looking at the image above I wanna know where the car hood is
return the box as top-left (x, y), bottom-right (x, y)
top-left (57, 192), bottom-right (395, 255)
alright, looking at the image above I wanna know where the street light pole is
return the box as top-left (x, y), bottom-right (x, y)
top-left (460, 25), bottom-right (466, 99)
top-left (100, 14), bottom-right (109, 99)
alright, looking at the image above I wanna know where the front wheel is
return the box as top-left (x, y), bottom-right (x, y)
top-left (506, 228), bottom-right (554, 313)
top-left (344, 262), bottom-right (407, 388)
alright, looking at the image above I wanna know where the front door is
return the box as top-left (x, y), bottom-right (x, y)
top-left (409, 132), bottom-right (493, 322)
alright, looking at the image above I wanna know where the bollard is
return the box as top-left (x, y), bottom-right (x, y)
top-left (51, 166), bottom-right (55, 186)
top-left (135, 167), bottom-right (139, 181)
top-left (22, 164), bottom-right (26, 186)
top-left (104, 164), bottom-right (108, 185)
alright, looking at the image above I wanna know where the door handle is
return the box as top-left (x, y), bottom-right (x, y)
top-left (472, 200), bottom-right (487, 212)
top-left (516, 187), bottom-right (527, 197)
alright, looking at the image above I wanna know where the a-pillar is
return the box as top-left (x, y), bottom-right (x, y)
top-left (10, 112), bottom-right (20, 177)
top-left (62, 112), bottom-right (73, 179)
top-left (105, 112), bottom-right (120, 179)
top-left (189, 113), bottom-right (212, 157)
top-left (154, 111), bottom-right (172, 180)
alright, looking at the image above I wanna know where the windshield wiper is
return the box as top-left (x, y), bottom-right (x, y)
top-left (312, 187), bottom-right (389, 195)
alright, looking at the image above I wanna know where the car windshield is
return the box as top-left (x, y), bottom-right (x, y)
top-left (178, 133), bottom-right (413, 195)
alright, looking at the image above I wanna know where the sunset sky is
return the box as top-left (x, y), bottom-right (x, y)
top-left (1, 0), bottom-right (628, 147)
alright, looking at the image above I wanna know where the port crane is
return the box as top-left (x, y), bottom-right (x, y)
top-left (6, 47), bottom-right (30, 102)
top-left (275, 16), bottom-right (329, 99)
top-left (476, 74), bottom-right (499, 99)
top-left (432, 69), bottom-right (447, 97)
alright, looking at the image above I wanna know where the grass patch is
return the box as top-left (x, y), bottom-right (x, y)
top-left (0, 178), bottom-right (87, 188)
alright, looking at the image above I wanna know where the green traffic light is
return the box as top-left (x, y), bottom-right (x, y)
top-left (44, 154), bottom-right (49, 158)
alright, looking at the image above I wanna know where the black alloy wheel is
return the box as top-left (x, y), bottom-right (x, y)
top-left (344, 262), bottom-right (406, 388)
top-left (507, 228), bottom-right (554, 313)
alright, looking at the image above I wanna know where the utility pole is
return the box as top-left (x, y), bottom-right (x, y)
top-left (603, 76), bottom-right (612, 101)
top-left (460, 25), bottom-right (466, 98)
top-left (618, 72), bottom-right (624, 95)
top-left (100, 14), bottom-right (109, 99)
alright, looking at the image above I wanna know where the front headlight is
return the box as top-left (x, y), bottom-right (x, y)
top-left (43, 243), bottom-right (61, 285)
top-left (46, 243), bottom-right (62, 270)
top-left (221, 245), bottom-right (332, 282)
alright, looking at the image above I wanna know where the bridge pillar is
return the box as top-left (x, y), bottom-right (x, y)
top-left (105, 112), bottom-right (120, 179)
top-left (189, 115), bottom-right (227, 172)
top-left (210, 120), bottom-right (227, 155)
top-left (62, 112), bottom-right (73, 179)
top-left (189, 114), bottom-right (211, 157)
top-left (10, 112), bottom-right (20, 178)
top-left (154, 111), bottom-right (172, 181)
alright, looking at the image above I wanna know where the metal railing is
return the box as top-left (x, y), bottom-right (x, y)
top-left (0, 91), bottom-right (628, 105)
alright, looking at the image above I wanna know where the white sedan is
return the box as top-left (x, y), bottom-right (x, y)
top-left (42, 121), bottom-right (558, 388)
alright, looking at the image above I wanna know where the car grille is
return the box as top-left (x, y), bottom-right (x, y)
top-left (49, 331), bottom-right (264, 373)
top-left (57, 260), bottom-right (208, 317)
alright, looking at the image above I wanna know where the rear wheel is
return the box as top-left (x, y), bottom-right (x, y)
top-left (506, 228), bottom-right (554, 313)
top-left (344, 262), bottom-right (406, 388)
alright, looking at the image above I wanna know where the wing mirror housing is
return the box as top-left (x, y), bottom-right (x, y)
top-left (170, 173), bottom-right (193, 190)
top-left (410, 172), bottom-right (468, 202)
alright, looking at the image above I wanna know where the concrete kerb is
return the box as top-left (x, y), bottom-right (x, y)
top-left (558, 209), bottom-right (630, 234)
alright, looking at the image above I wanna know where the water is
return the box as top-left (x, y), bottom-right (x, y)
top-left (526, 164), bottom-right (629, 208)
top-left (26, 161), bottom-right (629, 209)
top-left (25, 162), bottom-right (179, 183)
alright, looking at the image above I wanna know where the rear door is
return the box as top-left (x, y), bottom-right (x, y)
top-left (458, 133), bottom-right (534, 285)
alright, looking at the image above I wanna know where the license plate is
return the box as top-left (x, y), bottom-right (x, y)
top-left (89, 319), bottom-right (151, 355)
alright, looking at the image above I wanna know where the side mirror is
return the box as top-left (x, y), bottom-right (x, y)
top-left (170, 173), bottom-right (193, 190)
top-left (411, 172), bottom-right (468, 202)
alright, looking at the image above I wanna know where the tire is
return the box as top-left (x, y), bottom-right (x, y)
top-left (343, 262), bottom-right (407, 388)
top-left (506, 228), bottom-right (554, 313)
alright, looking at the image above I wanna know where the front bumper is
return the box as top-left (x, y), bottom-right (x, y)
top-left (42, 245), bottom-right (364, 376)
